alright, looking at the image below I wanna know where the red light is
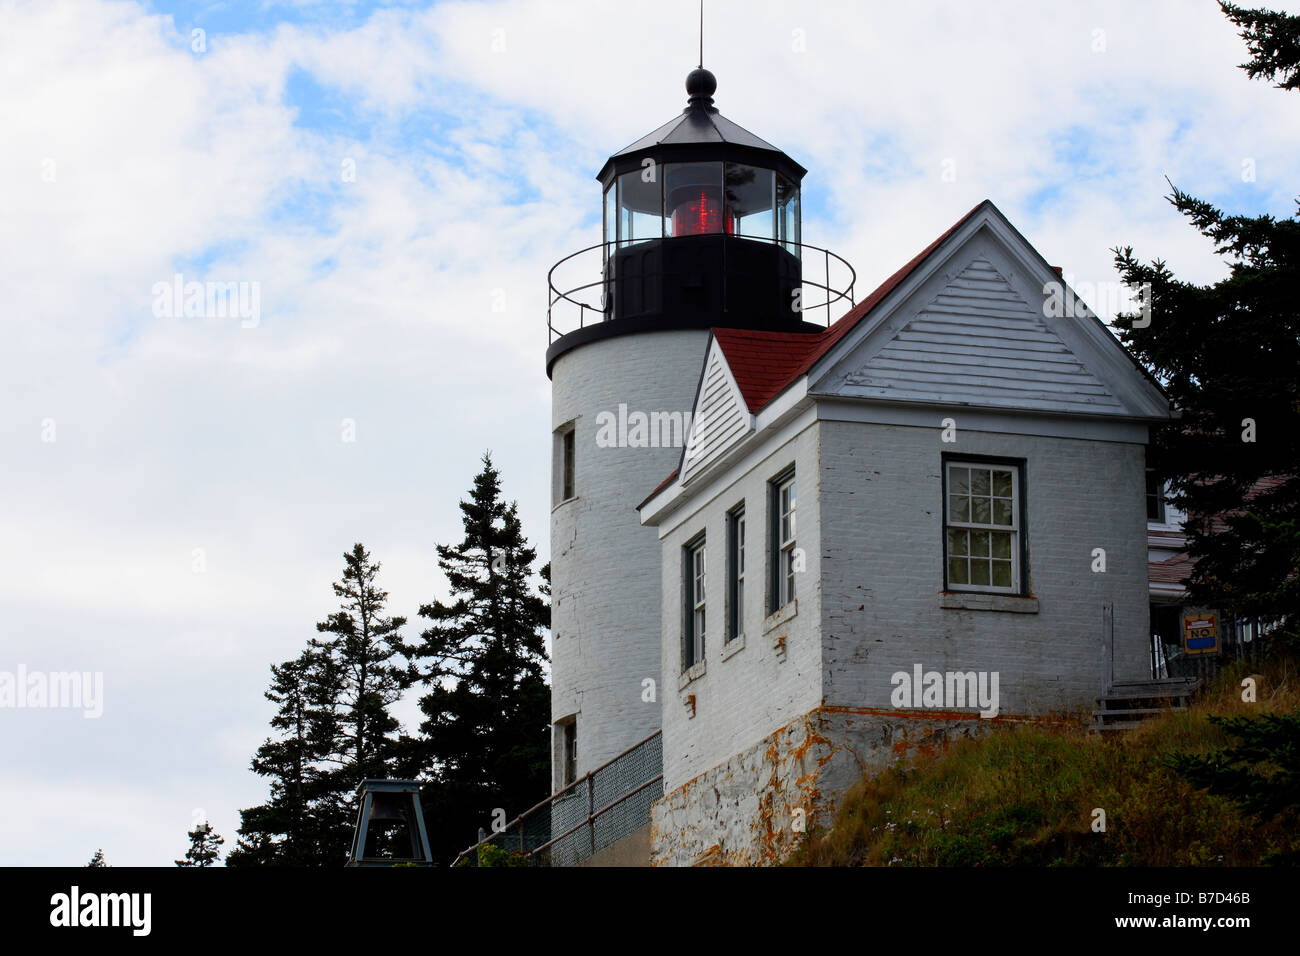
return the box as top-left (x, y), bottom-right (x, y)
top-left (672, 188), bottom-right (726, 236)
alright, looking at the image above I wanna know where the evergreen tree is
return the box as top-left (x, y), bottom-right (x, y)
top-left (315, 543), bottom-right (411, 791)
top-left (1170, 712), bottom-right (1300, 821)
top-left (406, 453), bottom-right (550, 862)
top-left (227, 646), bottom-right (346, 866)
top-left (1113, 2), bottom-right (1300, 650)
top-left (176, 822), bottom-right (225, 867)
top-left (230, 544), bottom-right (409, 866)
top-left (86, 849), bottom-right (107, 867)
top-left (1221, 2), bottom-right (1300, 89)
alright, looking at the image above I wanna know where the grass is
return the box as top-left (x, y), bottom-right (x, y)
top-left (789, 655), bottom-right (1300, 866)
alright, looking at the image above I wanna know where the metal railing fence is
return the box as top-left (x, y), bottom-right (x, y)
top-left (452, 731), bottom-right (663, 867)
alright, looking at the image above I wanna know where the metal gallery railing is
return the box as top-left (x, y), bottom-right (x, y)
top-left (547, 235), bottom-right (856, 344)
top-left (451, 731), bottom-right (663, 867)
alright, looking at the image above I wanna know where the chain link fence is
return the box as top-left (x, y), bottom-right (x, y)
top-left (453, 732), bottom-right (662, 867)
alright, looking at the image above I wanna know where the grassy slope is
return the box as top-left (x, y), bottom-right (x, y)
top-left (790, 656), bottom-right (1300, 866)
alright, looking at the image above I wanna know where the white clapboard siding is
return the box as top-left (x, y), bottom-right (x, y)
top-left (680, 341), bottom-right (753, 484)
top-left (839, 256), bottom-right (1123, 414)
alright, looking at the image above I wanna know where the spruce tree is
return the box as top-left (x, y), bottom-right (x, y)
top-left (407, 453), bottom-right (550, 862)
top-left (86, 849), bottom-right (107, 867)
top-left (230, 544), bottom-right (409, 866)
top-left (1113, 2), bottom-right (1300, 650)
top-left (176, 822), bottom-right (225, 867)
top-left (1170, 712), bottom-right (1300, 822)
top-left (1221, 2), bottom-right (1300, 89)
top-left (315, 543), bottom-right (411, 791)
top-left (227, 646), bottom-right (345, 866)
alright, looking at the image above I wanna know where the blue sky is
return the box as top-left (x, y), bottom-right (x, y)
top-left (2, 0), bottom-right (1298, 866)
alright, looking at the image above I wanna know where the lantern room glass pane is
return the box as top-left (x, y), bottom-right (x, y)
top-left (724, 163), bottom-right (774, 240)
top-left (664, 162), bottom-right (724, 236)
top-left (617, 170), bottom-right (661, 246)
top-left (603, 183), bottom-right (616, 255)
top-left (777, 174), bottom-right (800, 257)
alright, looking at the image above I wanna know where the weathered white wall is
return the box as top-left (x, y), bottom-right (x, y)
top-left (650, 707), bottom-right (995, 866)
top-left (550, 328), bottom-right (709, 782)
top-left (650, 411), bottom-right (1152, 865)
top-left (656, 417), bottom-right (823, 795)
top-left (817, 415), bottom-right (1152, 714)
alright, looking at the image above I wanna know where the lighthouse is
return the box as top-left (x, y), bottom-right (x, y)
top-left (545, 67), bottom-right (832, 786)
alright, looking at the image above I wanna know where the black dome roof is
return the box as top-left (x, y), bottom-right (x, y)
top-left (596, 70), bottom-right (806, 187)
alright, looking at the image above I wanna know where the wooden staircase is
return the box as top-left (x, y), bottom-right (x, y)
top-left (1093, 678), bottom-right (1201, 732)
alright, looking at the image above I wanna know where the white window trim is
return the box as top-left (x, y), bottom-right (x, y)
top-left (778, 475), bottom-right (797, 607)
top-left (685, 536), bottom-right (706, 670)
top-left (553, 421), bottom-right (578, 507)
top-left (945, 460), bottom-right (1021, 595)
top-left (727, 506), bottom-right (745, 642)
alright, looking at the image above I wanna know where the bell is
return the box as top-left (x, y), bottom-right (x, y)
top-left (346, 779), bottom-right (434, 866)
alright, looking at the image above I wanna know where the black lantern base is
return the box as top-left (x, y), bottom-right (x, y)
top-left (605, 234), bottom-right (802, 327)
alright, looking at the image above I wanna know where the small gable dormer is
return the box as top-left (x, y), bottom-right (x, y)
top-left (679, 335), bottom-right (753, 485)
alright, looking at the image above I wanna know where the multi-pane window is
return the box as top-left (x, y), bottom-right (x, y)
top-left (1145, 469), bottom-right (1165, 522)
top-left (945, 460), bottom-right (1021, 593)
top-left (684, 538), bottom-right (706, 668)
top-left (727, 506), bottom-right (745, 641)
top-left (770, 472), bottom-right (796, 611)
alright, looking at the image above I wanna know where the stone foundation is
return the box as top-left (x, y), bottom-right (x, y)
top-left (650, 705), bottom-right (1045, 866)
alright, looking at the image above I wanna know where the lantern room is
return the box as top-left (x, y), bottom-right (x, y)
top-left (545, 67), bottom-right (856, 374)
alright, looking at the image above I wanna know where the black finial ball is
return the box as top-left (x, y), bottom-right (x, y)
top-left (686, 67), bottom-right (717, 101)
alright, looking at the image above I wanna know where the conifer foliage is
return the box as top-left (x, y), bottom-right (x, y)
top-left (227, 645), bottom-right (346, 866)
top-left (407, 453), bottom-right (551, 863)
top-left (231, 456), bottom-right (551, 866)
top-left (1113, 2), bottom-right (1300, 651)
top-left (176, 822), bottom-right (225, 867)
top-left (229, 545), bottom-right (411, 866)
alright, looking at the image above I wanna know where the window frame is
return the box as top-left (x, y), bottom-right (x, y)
top-left (1145, 469), bottom-right (1166, 523)
top-left (726, 504), bottom-right (746, 641)
top-left (561, 426), bottom-right (576, 502)
top-left (683, 534), bottom-right (706, 670)
top-left (556, 717), bottom-right (578, 790)
top-left (941, 455), bottom-right (1027, 596)
top-left (768, 468), bottom-right (797, 613)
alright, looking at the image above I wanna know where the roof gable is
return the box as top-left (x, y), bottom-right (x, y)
top-left (810, 203), bottom-right (1170, 420)
top-left (679, 336), bottom-right (754, 485)
top-left (826, 253), bottom-right (1123, 414)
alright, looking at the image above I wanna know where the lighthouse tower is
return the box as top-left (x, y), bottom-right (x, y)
top-left (546, 67), bottom-right (823, 785)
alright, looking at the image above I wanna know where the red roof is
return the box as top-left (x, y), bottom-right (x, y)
top-left (714, 201), bottom-right (987, 414)
top-left (638, 467), bottom-right (680, 510)
top-left (710, 329), bottom-right (823, 413)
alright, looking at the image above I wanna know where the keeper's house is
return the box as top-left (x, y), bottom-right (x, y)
top-left (636, 199), bottom-right (1171, 866)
